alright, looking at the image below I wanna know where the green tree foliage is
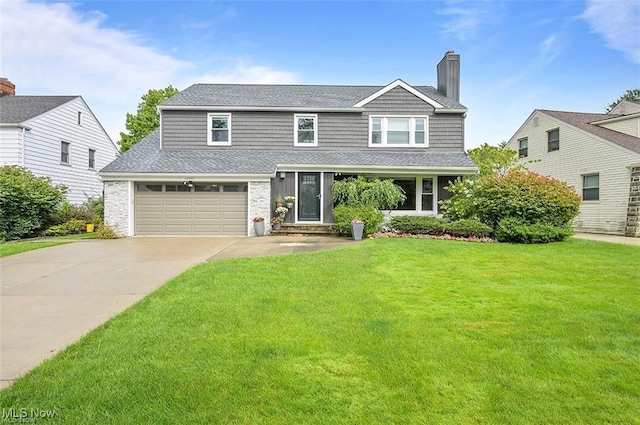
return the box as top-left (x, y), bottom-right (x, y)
top-left (468, 143), bottom-right (526, 176)
top-left (606, 88), bottom-right (640, 113)
top-left (119, 86), bottom-right (179, 152)
top-left (0, 166), bottom-right (67, 240)
top-left (331, 176), bottom-right (406, 210)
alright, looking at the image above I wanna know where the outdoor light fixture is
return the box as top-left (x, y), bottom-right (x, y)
top-left (279, 172), bottom-right (286, 179)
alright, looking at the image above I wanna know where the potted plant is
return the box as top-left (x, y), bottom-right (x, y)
top-left (351, 219), bottom-right (364, 241)
top-left (275, 195), bottom-right (284, 208)
top-left (275, 206), bottom-right (288, 218)
top-left (253, 216), bottom-right (265, 236)
top-left (271, 216), bottom-right (284, 230)
top-left (284, 195), bottom-right (296, 208)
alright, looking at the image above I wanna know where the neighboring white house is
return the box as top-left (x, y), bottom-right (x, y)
top-left (0, 80), bottom-right (119, 204)
top-left (506, 100), bottom-right (640, 237)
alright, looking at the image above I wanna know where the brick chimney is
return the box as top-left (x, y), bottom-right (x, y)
top-left (0, 78), bottom-right (16, 96)
top-left (436, 51), bottom-right (460, 102)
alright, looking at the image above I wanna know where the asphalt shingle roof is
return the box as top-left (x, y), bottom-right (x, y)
top-left (101, 130), bottom-right (477, 175)
top-left (540, 109), bottom-right (640, 155)
top-left (162, 83), bottom-right (466, 110)
top-left (0, 96), bottom-right (78, 123)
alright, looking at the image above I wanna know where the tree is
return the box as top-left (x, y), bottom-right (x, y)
top-left (606, 88), bottom-right (640, 113)
top-left (119, 86), bottom-right (179, 152)
top-left (467, 143), bottom-right (525, 177)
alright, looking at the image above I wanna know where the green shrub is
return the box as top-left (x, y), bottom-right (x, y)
top-left (84, 196), bottom-right (104, 221)
top-left (444, 219), bottom-right (493, 238)
top-left (44, 225), bottom-right (69, 237)
top-left (96, 223), bottom-right (118, 239)
top-left (44, 219), bottom-right (87, 236)
top-left (388, 216), bottom-right (446, 235)
top-left (332, 205), bottom-right (384, 236)
top-left (494, 218), bottom-right (573, 244)
top-left (0, 166), bottom-right (67, 240)
top-left (51, 202), bottom-right (98, 225)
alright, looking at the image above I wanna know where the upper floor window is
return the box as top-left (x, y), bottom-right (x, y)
top-left (61, 141), bottom-right (70, 164)
top-left (88, 149), bottom-right (96, 169)
top-left (518, 138), bottom-right (528, 158)
top-left (294, 114), bottom-right (318, 146)
top-left (369, 116), bottom-right (428, 147)
top-left (582, 174), bottom-right (599, 201)
top-left (207, 113), bottom-right (231, 146)
top-left (77, 111), bottom-right (82, 125)
top-left (547, 129), bottom-right (559, 152)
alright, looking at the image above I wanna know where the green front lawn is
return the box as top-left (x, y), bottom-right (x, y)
top-left (1, 238), bottom-right (639, 423)
top-left (0, 233), bottom-right (98, 257)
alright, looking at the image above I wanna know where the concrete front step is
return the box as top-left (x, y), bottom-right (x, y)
top-left (271, 224), bottom-right (338, 236)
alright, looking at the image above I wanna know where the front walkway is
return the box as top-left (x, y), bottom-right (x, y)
top-left (573, 233), bottom-right (640, 246)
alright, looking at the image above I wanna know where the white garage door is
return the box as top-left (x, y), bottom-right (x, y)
top-left (134, 183), bottom-right (248, 235)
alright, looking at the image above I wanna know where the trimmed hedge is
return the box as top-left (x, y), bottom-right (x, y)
top-left (388, 216), bottom-right (493, 239)
top-left (388, 216), bottom-right (446, 235)
top-left (333, 205), bottom-right (384, 236)
top-left (494, 218), bottom-right (573, 243)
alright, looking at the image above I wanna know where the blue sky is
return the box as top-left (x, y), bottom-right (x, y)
top-left (2, 0), bottom-right (639, 149)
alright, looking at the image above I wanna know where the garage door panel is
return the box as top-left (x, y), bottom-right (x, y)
top-left (135, 183), bottom-right (247, 235)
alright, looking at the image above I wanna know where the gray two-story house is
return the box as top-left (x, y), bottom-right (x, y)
top-left (100, 51), bottom-right (477, 236)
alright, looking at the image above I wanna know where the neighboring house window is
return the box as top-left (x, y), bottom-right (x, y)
top-left (294, 114), bottom-right (318, 146)
top-left (547, 129), bottom-right (559, 152)
top-left (77, 111), bottom-right (82, 125)
top-left (369, 116), bottom-right (428, 146)
top-left (88, 149), bottom-right (96, 169)
top-left (207, 113), bottom-right (231, 145)
top-left (421, 178), bottom-right (434, 211)
top-left (518, 138), bottom-right (528, 158)
top-left (60, 141), bottom-right (70, 164)
top-left (582, 174), bottom-right (599, 201)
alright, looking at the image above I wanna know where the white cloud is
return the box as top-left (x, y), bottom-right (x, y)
top-left (438, 0), bottom-right (503, 41)
top-left (539, 34), bottom-right (563, 63)
top-left (0, 0), bottom-right (297, 144)
top-left (582, 0), bottom-right (640, 64)
top-left (191, 61), bottom-right (299, 85)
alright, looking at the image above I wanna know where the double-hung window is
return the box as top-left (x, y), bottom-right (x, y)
top-left (294, 114), bottom-right (318, 146)
top-left (518, 138), bottom-right (528, 158)
top-left (61, 141), bottom-right (70, 164)
top-left (369, 116), bottom-right (428, 147)
top-left (207, 113), bottom-right (231, 145)
top-left (582, 174), bottom-right (599, 201)
top-left (547, 129), bottom-right (559, 152)
top-left (88, 149), bottom-right (96, 169)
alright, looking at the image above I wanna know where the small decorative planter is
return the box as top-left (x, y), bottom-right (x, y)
top-left (351, 220), bottom-right (364, 241)
top-left (272, 223), bottom-right (281, 230)
top-left (286, 203), bottom-right (293, 208)
top-left (253, 217), bottom-right (265, 236)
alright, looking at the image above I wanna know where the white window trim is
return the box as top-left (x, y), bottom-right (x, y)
top-left (207, 113), bottom-right (232, 146)
top-left (381, 176), bottom-right (438, 213)
top-left (61, 141), bottom-right (71, 165)
top-left (294, 114), bottom-right (318, 147)
top-left (581, 173), bottom-right (600, 202)
top-left (368, 116), bottom-right (429, 147)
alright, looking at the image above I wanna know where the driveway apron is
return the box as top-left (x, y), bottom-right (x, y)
top-left (0, 237), bottom-right (242, 389)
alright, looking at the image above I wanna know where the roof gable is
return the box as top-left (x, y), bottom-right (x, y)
top-left (0, 96), bottom-right (78, 124)
top-left (539, 109), bottom-right (640, 155)
top-left (353, 79), bottom-right (444, 109)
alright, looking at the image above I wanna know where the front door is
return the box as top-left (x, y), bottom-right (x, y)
top-left (298, 172), bottom-right (321, 221)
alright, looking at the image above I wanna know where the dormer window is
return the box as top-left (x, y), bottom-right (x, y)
top-left (369, 116), bottom-right (428, 147)
top-left (207, 113), bottom-right (232, 146)
top-left (294, 114), bottom-right (318, 146)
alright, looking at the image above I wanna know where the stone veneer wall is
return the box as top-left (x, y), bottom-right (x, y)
top-left (248, 181), bottom-right (271, 236)
top-left (104, 181), bottom-right (130, 237)
top-left (625, 165), bottom-right (640, 237)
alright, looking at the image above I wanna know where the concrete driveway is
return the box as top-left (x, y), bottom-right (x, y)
top-left (0, 236), bottom-right (356, 389)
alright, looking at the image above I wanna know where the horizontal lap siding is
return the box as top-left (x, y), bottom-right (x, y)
top-left (0, 127), bottom-right (23, 166)
top-left (160, 86), bottom-right (464, 152)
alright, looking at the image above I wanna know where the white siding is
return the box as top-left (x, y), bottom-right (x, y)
top-left (21, 98), bottom-right (119, 204)
top-left (0, 126), bottom-right (24, 166)
top-left (598, 116), bottom-right (640, 138)
top-left (507, 111), bottom-right (640, 235)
